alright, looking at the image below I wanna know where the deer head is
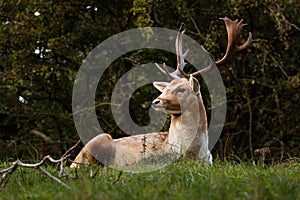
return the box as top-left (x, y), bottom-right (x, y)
top-left (152, 76), bottom-right (200, 115)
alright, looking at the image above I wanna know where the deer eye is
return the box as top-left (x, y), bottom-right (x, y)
top-left (176, 88), bottom-right (186, 94)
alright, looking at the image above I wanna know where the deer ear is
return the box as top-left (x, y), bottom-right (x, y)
top-left (189, 75), bottom-right (200, 95)
top-left (153, 82), bottom-right (169, 92)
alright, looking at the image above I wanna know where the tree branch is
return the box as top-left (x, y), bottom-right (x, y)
top-left (0, 155), bottom-right (71, 189)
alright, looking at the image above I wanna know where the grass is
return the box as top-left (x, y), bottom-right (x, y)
top-left (0, 160), bottom-right (299, 200)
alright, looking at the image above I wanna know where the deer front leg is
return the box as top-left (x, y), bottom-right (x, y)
top-left (198, 133), bottom-right (212, 165)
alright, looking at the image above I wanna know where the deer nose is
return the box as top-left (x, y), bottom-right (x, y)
top-left (152, 98), bottom-right (169, 105)
top-left (152, 99), bottom-right (160, 105)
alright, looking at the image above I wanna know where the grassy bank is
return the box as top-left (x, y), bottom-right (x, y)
top-left (0, 160), bottom-right (299, 200)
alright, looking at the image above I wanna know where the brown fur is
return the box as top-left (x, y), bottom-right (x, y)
top-left (70, 132), bottom-right (169, 168)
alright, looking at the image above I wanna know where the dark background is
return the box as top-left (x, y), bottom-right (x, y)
top-left (0, 0), bottom-right (299, 163)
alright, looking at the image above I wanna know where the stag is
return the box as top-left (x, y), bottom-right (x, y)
top-left (70, 17), bottom-right (252, 168)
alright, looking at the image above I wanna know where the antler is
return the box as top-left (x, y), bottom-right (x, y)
top-left (216, 17), bottom-right (253, 66)
top-left (155, 23), bottom-right (189, 79)
top-left (155, 17), bottom-right (253, 79)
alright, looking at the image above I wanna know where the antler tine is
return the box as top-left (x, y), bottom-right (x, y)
top-left (154, 23), bottom-right (189, 79)
top-left (175, 23), bottom-right (190, 79)
top-left (155, 63), bottom-right (174, 79)
top-left (191, 58), bottom-right (215, 77)
top-left (215, 17), bottom-right (253, 66)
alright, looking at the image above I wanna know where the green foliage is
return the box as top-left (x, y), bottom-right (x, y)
top-left (0, 0), bottom-right (299, 161)
top-left (132, 0), bottom-right (153, 27)
top-left (0, 161), bottom-right (299, 199)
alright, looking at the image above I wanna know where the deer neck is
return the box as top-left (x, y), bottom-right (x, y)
top-left (167, 95), bottom-right (207, 152)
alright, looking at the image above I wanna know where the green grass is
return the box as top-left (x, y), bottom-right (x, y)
top-left (0, 160), bottom-right (299, 200)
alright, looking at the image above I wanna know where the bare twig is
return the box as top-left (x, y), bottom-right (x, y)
top-left (90, 165), bottom-right (101, 179)
top-left (61, 140), bottom-right (81, 160)
top-left (0, 155), bottom-right (71, 189)
top-left (141, 135), bottom-right (147, 157)
top-left (58, 140), bottom-right (82, 178)
top-left (38, 166), bottom-right (71, 189)
top-left (247, 97), bottom-right (254, 164)
top-left (113, 171), bottom-right (123, 184)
